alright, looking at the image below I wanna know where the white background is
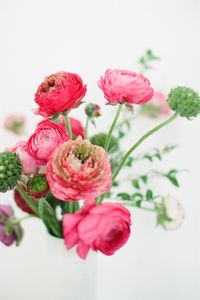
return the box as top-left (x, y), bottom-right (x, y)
top-left (0, 0), bottom-right (200, 299)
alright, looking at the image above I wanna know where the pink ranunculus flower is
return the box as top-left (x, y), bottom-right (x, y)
top-left (63, 203), bottom-right (131, 259)
top-left (46, 137), bottom-right (112, 202)
top-left (7, 141), bottom-right (38, 174)
top-left (70, 117), bottom-right (84, 138)
top-left (4, 114), bottom-right (26, 135)
top-left (34, 71), bottom-right (87, 118)
top-left (98, 69), bottom-right (154, 106)
top-left (26, 119), bottom-right (69, 165)
top-left (151, 91), bottom-right (171, 116)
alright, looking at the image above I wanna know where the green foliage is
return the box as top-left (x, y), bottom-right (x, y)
top-left (38, 198), bottom-right (62, 238)
top-left (139, 49), bottom-right (160, 71)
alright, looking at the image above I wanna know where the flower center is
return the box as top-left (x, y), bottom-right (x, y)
top-left (73, 145), bottom-right (92, 163)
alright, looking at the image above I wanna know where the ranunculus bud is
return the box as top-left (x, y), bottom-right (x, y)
top-left (0, 152), bottom-right (22, 193)
top-left (27, 174), bottom-right (49, 199)
top-left (85, 103), bottom-right (101, 118)
top-left (90, 133), bottom-right (119, 153)
top-left (14, 183), bottom-right (35, 214)
top-left (0, 204), bottom-right (23, 246)
top-left (167, 86), bottom-right (200, 118)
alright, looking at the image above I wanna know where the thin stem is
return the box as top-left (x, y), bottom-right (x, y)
top-left (16, 184), bottom-right (38, 215)
top-left (63, 114), bottom-right (73, 138)
top-left (113, 112), bottom-right (178, 181)
top-left (11, 215), bottom-right (33, 225)
top-left (104, 104), bottom-right (123, 151)
top-left (84, 116), bottom-right (90, 139)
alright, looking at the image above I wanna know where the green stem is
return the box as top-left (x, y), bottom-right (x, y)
top-left (64, 114), bottom-right (73, 138)
top-left (84, 116), bottom-right (90, 139)
top-left (11, 215), bottom-right (33, 225)
top-left (113, 112), bottom-right (178, 181)
top-left (104, 104), bottom-right (123, 151)
top-left (16, 184), bottom-right (38, 215)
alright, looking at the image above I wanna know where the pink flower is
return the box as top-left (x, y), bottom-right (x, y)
top-left (4, 114), bottom-right (26, 135)
top-left (26, 119), bottom-right (69, 165)
top-left (63, 203), bottom-right (131, 259)
top-left (7, 141), bottom-right (38, 174)
top-left (34, 71), bottom-right (87, 118)
top-left (46, 137), bottom-right (112, 202)
top-left (98, 69), bottom-right (154, 105)
top-left (151, 91), bottom-right (171, 116)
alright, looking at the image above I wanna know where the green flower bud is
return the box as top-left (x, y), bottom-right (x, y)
top-left (85, 103), bottom-right (101, 118)
top-left (90, 133), bottom-right (119, 153)
top-left (167, 86), bottom-right (200, 118)
top-left (0, 152), bottom-right (22, 193)
top-left (27, 174), bottom-right (49, 199)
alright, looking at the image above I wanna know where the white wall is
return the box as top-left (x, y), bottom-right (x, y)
top-left (0, 1), bottom-right (200, 299)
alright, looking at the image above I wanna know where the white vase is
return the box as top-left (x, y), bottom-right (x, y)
top-left (0, 221), bottom-right (97, 300)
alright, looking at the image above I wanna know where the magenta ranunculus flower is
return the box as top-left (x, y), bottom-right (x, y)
top-left (34, 71), bottom-right (87, 118)
top-left (0, 205), bottom-right (16, 246)
top-left (7, 141), bottom-right (38, 174)
top-left (46, 137), bottom-right (112, 202)
top-left (63, 202), bottom-right (131, 259)
top-left (98, 69), bottom-right (154, 105)
top-left (26, 119), bottom-right (69, 165)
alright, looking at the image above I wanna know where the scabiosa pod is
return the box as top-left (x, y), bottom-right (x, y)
top-left (34, 71), bottom-right (87, 118)
top-left (0, 152), bottom-right (22, 193)
top-left (46, 137), bottom-right (112, 202)
top-left (167, 86), bottom-right (200, 118)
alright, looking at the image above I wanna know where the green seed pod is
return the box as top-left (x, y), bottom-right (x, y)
top-left (0, 152), bottom-right (22, 192)
top-left (167, 86), bottom-right (200, 118)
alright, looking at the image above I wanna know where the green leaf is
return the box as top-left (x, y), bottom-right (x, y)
top-left (166, 175), bottom-right (180, 187)
top-left (140, 175), bottom-right (148, 184)
top-left (134, 200), bottom-right (142, 208)
top-left (126, 157), bottom-right (134, 167)
top-left (118, 131), bottom-right (125, 139)
top-left (38, 198), bottom-right (62, 237)
top-left (144, 154), bottom-right (153, 162)
top-left (146, 189), bottom-right (153, 201)
top-left (117, 193), bottom-right (131, 200)
top-left (132, 179), bottom-right (140, 189)
top-left (132, 193), bottom-right (143, 201)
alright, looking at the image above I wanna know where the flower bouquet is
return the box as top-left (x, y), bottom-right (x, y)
top-left (1, 65), bottom-right (200, 259)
